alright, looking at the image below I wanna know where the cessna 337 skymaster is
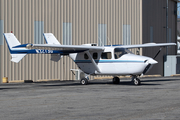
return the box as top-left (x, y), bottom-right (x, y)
top-left (4, 33), bottom-right (176, 85)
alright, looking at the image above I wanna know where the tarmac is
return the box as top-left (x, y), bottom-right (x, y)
top-left (0, 76), bottom-right (180, 120)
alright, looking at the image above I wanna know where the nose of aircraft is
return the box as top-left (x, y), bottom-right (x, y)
top-left (142, 58), bottom-right (157, 75)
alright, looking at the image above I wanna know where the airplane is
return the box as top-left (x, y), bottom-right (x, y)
top-left (3, 33), bottom-right (176, 85)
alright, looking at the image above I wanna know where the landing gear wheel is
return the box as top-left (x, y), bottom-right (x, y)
top-left (80, 78), bottom-right (88, 85)
top-left (133, 77), bottom-right (141, 86)
top-left (113, 77), bottom-right (120, 84)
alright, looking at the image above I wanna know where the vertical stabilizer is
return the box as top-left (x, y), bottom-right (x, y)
top-left (4, 33), bottom-right (21, 50)
top-left (3, 33), bottom-right (27, 63)
top-left (43, 33), bottom-right (62, 62)
top-left (43, 33), bottom-right (61, 44)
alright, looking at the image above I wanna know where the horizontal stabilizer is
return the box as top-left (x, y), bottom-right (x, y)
top-left (11, 54), bottom-right (27, 63)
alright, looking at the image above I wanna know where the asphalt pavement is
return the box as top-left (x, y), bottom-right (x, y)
top-left (0, 76), bottom-right (180, 120)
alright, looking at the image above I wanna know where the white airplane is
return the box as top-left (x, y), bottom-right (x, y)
top-left (3, 33), bottom-right (176, 85)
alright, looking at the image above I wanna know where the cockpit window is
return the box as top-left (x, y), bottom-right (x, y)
top-left (101, 52), bottom-right (112, 59)
top-left (114, 48), bottom-right (132, 59)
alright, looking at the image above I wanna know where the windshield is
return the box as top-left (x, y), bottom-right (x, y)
top-left (114, 48), bottom-right (132, 59)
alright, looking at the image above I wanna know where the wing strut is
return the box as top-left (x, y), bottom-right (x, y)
top-left (85, 51), bottom-right (101, 73)
top-left (153, 48), bottom-right (162, 59)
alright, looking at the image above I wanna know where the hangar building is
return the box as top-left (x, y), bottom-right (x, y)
top-left (0, 0), bottom-right (177, 82)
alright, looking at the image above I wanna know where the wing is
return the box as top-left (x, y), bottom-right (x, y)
top-left (120, 43), bottom-right (176, 49)
top-left (13, 43), bottom-right (104, 52)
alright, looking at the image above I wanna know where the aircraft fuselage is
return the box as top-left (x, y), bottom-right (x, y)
top-left (69, 47), bottom-right (157, 76)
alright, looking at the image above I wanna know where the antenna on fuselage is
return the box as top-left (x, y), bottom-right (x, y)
top-left (98, 37), bottom-right (104, 46)
top-left (107, 36), bottom-right (112, 47)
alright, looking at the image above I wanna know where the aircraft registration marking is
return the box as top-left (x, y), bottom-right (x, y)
top-left (35, 49), bottom-right (53, 54)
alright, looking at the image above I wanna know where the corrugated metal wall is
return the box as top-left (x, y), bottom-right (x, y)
top-left (142, 0), bottom-right (177, 76)
top-left (0, 0), bottom-right (142, 82)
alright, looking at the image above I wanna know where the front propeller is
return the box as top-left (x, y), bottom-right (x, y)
top-left (143, 59), bottom-right (158, 75)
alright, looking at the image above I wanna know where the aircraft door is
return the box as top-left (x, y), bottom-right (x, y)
top-left (74, 52), bottom-right (101, 74)
top-left (99, 52), bottom-right (116, 74)
top-left (114, 48), bottom-right (129, 74)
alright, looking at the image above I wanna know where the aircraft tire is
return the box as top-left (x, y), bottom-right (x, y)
top-left (113, 77), bottom-right (120, 84)
top-left (133, 78), bottom-right (141, 86)
top-left (80, 78), bottom-right (88, 85)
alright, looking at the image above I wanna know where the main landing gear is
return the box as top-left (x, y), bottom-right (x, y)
top-left (112, 76), bottom-right (141, 85)
top-left (80, 78), bottom-right (89, 85)
top-left (112, 77), bottom-right (120, 84)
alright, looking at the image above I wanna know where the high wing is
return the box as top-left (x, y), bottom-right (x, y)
top-left (120, 43), bottom-right (176, 49)
top-left (13, 42), bottom-right (176, 51)
top-left (13, 43), bottom-right (105, 51)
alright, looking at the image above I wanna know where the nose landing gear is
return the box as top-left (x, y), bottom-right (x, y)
top-left (132, 76), bottom-right (141, 85)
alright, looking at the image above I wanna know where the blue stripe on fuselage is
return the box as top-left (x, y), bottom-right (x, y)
top-left (74, 60), bottom-right (144, 63)
top-left (10, 49), bottom-right (86, 54)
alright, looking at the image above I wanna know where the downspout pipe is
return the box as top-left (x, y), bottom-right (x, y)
top-left (166, 0), bottom-right (169, 55)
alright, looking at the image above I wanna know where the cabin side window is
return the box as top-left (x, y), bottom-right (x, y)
top-left (101, 52), bottom-right (112, 59)
top-left (93, 53), bottom-right (98, 59)
top-left (84, 53), bottom-right (89, 59)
